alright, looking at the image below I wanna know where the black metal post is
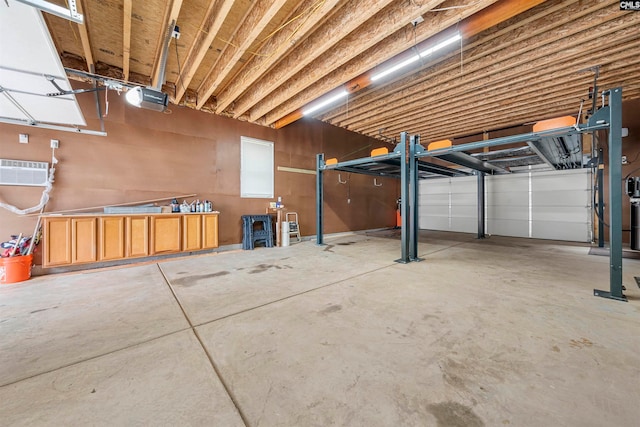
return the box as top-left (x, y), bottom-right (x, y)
top-left (477, 171), bottom-right (486, 239)
top-left (597, 148), bottom-right (604, 248)
top-left (396, 133), bottom-right (410, 263)
top-left (409, 134), bottom-right (421, 261)
top-left (593, 87), bottom-right (626, 301)
top-left (316, 153), bottom-right (324, 245)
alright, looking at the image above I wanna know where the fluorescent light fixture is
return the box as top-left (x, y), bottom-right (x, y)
top-left (370, 32), bottom-right (461, 82)
top-left (125, 86), bottom-right (143, 107)
top-left (371, 55), bottom-right (421, 82)
top-left (420, 32), bottom-right (461, 57)
top-left (302, 90), bottom-right (349, 116)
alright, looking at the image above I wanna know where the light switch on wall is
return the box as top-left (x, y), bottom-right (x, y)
top-left (50, 139), bottom-right (59, 148)
top-left (19, 134), bottom-right (28, 143)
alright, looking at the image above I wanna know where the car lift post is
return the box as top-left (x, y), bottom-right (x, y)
top-left (593, 87), bottom-right (626, 301)
top-left (316, 153), bottom-right (324, 245)
top-left (409, 134), bottom-right (422, 261)
top-left (397, 132), bottom-right (411, 263)
top-left (477, 171), bottom-right (486, 239)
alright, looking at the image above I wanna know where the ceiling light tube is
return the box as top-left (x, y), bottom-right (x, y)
top-left (302, 90), bottom-right (349, 116)
top-left (371, 55), bottom-right (420, 82)
top-left (419, 32), bottom-right (461, 58)
top-left (370, 32), bottom-right (461, 82)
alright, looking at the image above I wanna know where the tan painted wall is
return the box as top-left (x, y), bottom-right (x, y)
top-left (0, 88), bottom-right (398, 264)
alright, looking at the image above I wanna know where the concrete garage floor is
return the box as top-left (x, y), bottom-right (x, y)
top-left (1, 231), bottom-right (639, 426)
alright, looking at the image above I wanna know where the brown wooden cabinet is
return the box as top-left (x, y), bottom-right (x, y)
top-left (71, 217), bottom-right (97, 264)
top-left (43, 217), bottom-right (72, 266)
top-left (126, 216), bottom-right (149, 258)
top-left (203, 214), bottom-right (219, 249)
top-left (183, 214), bottom-right (202, 251)
top-left (42, 213), bottom-right (218, 267)
top-left (150, 215), bottom-right (182, 255)
top-left (99, 216), bottom-right (125, 261)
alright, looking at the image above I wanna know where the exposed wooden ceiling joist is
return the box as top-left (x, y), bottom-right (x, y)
top-left (75, 0), bottom-right (94, 72)
top-left (122, 0), bottom-right (132, 81)
top-left (361, 40), bottom-right (640, 139)
top-left (348, 0), bottom-right (627, 131)
top-left (40, 0), bottom-right (640, 141)
top-left (151, 0), bottom-right (183, 89)
top-left (210, 0), bottom-right (343, 114)
top-left (354, 5), bottom-right (639, 139)
top-left (323, 0), bottom-right (579, 124)
top-left (233, 0), bottom-right (426, 120)
top-left (263, 0), bottom-right (505, 126)
top-left (192, 0), bottom-right (290, 108)
top-left (172, 0), bottom-right (235, 104)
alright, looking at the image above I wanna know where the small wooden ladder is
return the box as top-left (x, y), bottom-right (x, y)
top-left (286, 212), bottom-right (301, 242)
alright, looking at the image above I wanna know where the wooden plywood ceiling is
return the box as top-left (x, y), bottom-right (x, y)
top-left (41, 0), bottom-right (640, 142)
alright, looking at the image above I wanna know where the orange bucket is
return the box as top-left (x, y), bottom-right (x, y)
top-left (0, 254), bottom-right (33, 284)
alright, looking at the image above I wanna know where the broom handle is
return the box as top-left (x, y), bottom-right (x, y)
top-left (9, 233), bottom-right (23, 257)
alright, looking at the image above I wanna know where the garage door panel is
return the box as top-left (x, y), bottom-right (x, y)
top-left (419, 169), bottom-right (591, 241)
top-left (420, 215), bottom-right (449, 230)
top-left (532, 221), bottom-right (590, 242)
top-left (488, 219), bottom-right (529, 238)
top-left (533, 190), bottom-right (590, 206)
top-left (488, 205), bottom-right (529, 221)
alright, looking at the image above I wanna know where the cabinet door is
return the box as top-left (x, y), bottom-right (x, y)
top-left (99, 216), bottom-right (125, 261)
top-left (202, 214), bottom-right (219, 249)
top-left (126, 216), bottom-right (149, 258)
top-left (43, 217), bottom-right (71, 267)
top-left (183, 215), bottom-right (202, 251)
top-left (150, 215), bottom-right (181, 254)
top-left (71, 217), bottom-right (97, 264)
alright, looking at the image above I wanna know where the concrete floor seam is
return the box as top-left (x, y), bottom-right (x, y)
top-left (0, 326), bottom-right (193, 389)
top-left (188, 261), bottom-right (402, 328)
top-left (156, 264), bottom-right (251, 427)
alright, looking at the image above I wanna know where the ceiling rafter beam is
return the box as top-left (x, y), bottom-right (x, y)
top-left (209, 0), bottom-right (343, 113)
top-left (375, 70), bottom-right (640, 139)
top-left (339, 0), bottom-right (618, 129)
top-left (414, 84), bottom-right (640, 141)
top-left (75, 0), bottom-right (94, 72)
top-left (358, 46), bottom-right (640, 137)
top-left (122, 0), bottom-right (132, 81)
top-left (398, 68), bottom-right (640, 140)
top-left (151, 0), bottom-right (183, 89)
top-left (234, 0), bottom-right (420, 120)
top-left (354, 14), bottom-right (639, 135)
top-left (267, 0), bottom-right (518, 128)
top-left (173, 0), bottom-right (235, 104)
top-left (324, 0), bottom-right (581, 124)
top-left (357, 42), bottom-right (640, 137)
top-left (191, 0), bottom-right (289, 107)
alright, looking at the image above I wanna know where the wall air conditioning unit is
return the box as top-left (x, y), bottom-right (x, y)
top-left (0, 159), bottom-right (48, 186)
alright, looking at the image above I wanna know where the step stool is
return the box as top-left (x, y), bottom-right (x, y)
top-left (286, 212), bottom-right (301, 242)
top-left (241, 215), bottom-right (274, 250)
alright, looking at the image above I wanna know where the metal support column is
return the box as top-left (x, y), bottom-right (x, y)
top-left (396, 133), bottom-right (410, 263)
top-left (409, 134), bottom-right (422, 261)
top-left (316, 153), bottom-right (324, 245)
top-left (477, 171), bottom-right (486, 239)
top-left (594, 87), bottom-right (626, 301)
top-left (597, 148), bottom-right (605, 248)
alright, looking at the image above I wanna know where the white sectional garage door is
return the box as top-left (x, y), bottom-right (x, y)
top-left (418, 168), bottom-right (592, 242)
